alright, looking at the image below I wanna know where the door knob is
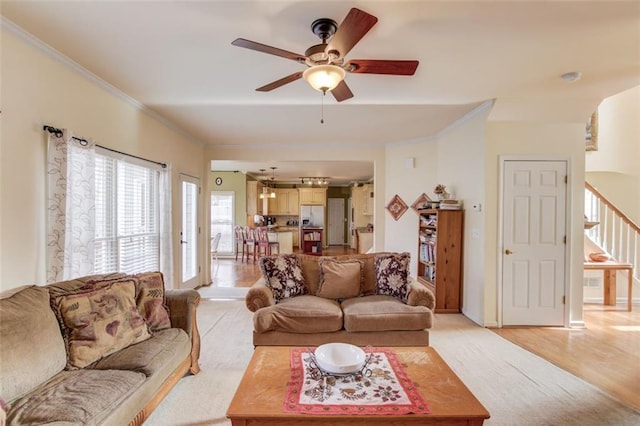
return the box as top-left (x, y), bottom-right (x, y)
top-left (505, 249), bottom-right (513, 255)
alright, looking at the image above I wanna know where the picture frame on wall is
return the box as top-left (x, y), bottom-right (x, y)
top-left (585, 111), bottom-right (598, 151)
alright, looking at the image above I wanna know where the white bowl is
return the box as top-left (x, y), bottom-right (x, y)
top-left (314, 343), bottom-right (366, 374)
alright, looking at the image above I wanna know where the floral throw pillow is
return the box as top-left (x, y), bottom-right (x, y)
top-left (259, 254), bottom-right (308, 303)
top-left (375, 252), bottom-right (411, 302)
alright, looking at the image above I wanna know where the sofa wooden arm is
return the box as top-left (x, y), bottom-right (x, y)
top-left (165, 289), bottom-right (201, 374)
top-left (406, 277), bottom-right (436, 310)
top-left (245, 277), bottom-right (275, 312)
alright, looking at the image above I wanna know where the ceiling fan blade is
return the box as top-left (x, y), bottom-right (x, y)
top-left (232, 38), bottom-right (306, 62)
top-left (331, 80), bottom-right (354, 102)
top-left (346, 59), bottom-right (419, 75)
top-left (326, 8), bottom-right (378, 58)
top-left (256, 71), bottom-right (304, 92)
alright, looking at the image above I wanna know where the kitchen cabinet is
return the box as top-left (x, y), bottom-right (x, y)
top-left (298, 188), bottom-right (326, 205)
top-left (356, 230), bottom-right (373, 253)
top-left (246, 181), bottom-right (263, 215)
top-left (352, 184), bottom-right (373, 216)
top-left (361, 184), bottom-right (374, 215)
top-left (417, 209), bottom-right (463, 313)
top-left (268, 189), bottom-right (299, 215)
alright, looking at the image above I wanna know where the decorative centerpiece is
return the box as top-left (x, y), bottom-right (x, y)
top-left (309, 343), bottom-right (372, 376)
top-left (434, 184), bottom-right (449, 201)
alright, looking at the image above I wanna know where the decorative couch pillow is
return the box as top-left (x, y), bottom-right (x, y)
top-left (133, 272), bottom-right (171, 332)
top-left (375, 252), bottom-right (411, 302)
top-left (51, 280), bottom-right (151, 369)
top-left (259, 254), bottom-right (308, 303)
top-left (86, 273), bottom-right (171, 332)
top-left (316, 258), bottom-right (363, 300)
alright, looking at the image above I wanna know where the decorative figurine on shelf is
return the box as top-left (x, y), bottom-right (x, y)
top-left (434, 184), bottom-right (449, 201)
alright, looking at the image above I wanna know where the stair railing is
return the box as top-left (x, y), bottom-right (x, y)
top-left (584, 181), bottom-right (639, 282)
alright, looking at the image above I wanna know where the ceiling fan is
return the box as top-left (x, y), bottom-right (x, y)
top-left (231, 8), bottom-right (419, 102)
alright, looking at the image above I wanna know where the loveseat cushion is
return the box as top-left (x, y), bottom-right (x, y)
top-left (0, 286), bottom-right (67, 402)
top-left (91, 328), bottom-right (190, 377)
top-left (298, 254), bottom-right (333, 294)
top-left (340, 254), bottom-right (378, 295)
top-left (316, 258), bottom-right (363, 300)
top-left (6, 369), bottom-right (145, 425)
top-left (341, 295), bottom-right (432, 332)
top-left (259, 254), bottom-right (308, 303)
top-left (254, 295), bottom-right (343, 333)
top-left (51, 279), bottom-right (152, 369)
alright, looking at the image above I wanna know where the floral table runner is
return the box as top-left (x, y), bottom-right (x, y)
top-left (284, 347), bottom-right (430, 415)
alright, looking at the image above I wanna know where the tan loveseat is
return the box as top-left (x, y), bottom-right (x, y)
top-left (246, 253), bottom-right (435, 347)
top-left (0, 272), bottom-right (200, 426)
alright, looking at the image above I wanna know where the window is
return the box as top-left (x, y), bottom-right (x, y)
top-left (94, 152), bottom-right (161, 274)
top-left (211, 192), bottom-right (234, 255)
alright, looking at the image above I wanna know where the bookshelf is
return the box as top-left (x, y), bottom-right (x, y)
top-left (301, 228), bottom-right (323, 255)
top-left (417, 209), bottom-right (463, 313)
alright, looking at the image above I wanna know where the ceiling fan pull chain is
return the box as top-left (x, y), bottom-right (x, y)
top-left (320, 91), bottom-right (325, 124)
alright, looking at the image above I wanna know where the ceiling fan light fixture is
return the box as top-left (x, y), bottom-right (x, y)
top-left (303, 64), bottom-right (345, 93)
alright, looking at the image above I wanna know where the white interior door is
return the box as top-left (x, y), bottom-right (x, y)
top-left (180, 174), bottom-right (200, 289)
top-left (328, 198), bottom-right (345, 245)
top-left (502, 160), bottom-right (567, 326)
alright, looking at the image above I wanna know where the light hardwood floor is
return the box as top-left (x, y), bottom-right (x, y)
top-left (208, 249), bottom-right (639, 410)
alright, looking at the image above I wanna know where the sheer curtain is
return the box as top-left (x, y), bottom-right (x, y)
top-left (47, 129), bottom-right (96, 283)
top-left (46, 129), bottom-right (173, 285)
top-left (159, 165), bottom-right (173, 289)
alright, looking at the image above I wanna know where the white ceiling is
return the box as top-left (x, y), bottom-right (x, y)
top-left (3, 1), bottom-right (639, 184)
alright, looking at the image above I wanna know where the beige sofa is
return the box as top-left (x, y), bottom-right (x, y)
top-left (246, 253), bottom-right (435, 347)
top-left (0, 272), bottom-right (200, 426)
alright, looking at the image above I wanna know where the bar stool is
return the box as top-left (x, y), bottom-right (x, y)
top-left (243, 227), bottom-right (257, 263)
top-left (255, 226), bottom-right (279, 259)
top-left (234, 226), bottom-right (245, 261)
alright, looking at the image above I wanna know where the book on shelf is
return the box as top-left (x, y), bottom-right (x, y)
top-left (439, 199), bottom-right (462, 210)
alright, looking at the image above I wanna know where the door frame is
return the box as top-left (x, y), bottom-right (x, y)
top-left (179, 173), bottom-right (201, 289)
top-left (497, 155), bottom-right (573, 328)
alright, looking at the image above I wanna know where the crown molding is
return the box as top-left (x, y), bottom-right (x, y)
top-left (1, 17), bottom-right (204, 147)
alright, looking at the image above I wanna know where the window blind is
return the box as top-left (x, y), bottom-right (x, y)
top-left (94, 152), bottom-right (160, 274)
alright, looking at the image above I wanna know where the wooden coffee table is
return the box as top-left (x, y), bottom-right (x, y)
top-left (227, 346), bottom-right (490, 425)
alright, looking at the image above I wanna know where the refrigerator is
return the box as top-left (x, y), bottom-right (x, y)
top-left (300, 205), bottom-right (324, 228)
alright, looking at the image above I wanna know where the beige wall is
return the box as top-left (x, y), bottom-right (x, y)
top-left (1, 28), bottom-right (205, 291)
top-left (436, 106), bottom-right (489, 324)
top-left (586, 85), bottom-right (640, 224)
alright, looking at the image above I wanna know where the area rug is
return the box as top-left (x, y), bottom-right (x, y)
top-left (145, 299), bottom-right (640, 425)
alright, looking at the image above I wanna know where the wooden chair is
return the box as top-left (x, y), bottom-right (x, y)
top-left (211, 232), bottom-right (221, 264)
top-left (255, 226), bottom-right (279, 259)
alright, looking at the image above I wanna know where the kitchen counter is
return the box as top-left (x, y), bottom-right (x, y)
top-left (355, 229), bottom-right (373, 254)
top-left (267, 231), bottom-right (293, 254)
